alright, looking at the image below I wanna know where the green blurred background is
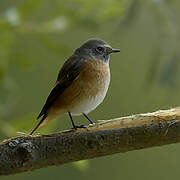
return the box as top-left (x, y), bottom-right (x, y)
top-left (1, 0), bottom-right (180, 179)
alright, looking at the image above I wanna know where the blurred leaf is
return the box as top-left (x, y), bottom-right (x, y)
top-left (72, 160), bottom-right (90, 171)
top-left (0, 122), bottom-right (16, 138)
top-left (18, 0), bottom-right (44, 21)
top-left (0, 21), bottom-right (15, 82)
top-left (4, 7), bottom-right (21, 26)
top-left (145, 48), bottom-right (162, 89)
top-left (159, 58), bottom-right (179, 88)
top-left (69, 0), bottom-right (132, 24)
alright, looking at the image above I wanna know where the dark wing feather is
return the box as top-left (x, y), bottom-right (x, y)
top-left (37, 55), bottom-right (84, 120)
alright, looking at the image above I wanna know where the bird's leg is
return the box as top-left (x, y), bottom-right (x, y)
top-left (82, 113), bottom-right (95, 125)
top-left (68, 112), bottom-right (76, 129)
top-left (68, 112), bottom-right (86, 129)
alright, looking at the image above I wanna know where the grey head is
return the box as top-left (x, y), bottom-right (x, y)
top-left (74, 38), bottom-right (120, 63)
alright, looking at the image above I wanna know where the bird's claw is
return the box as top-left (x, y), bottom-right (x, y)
top-left (89, 123), bottom-right (96, 127)
top-left (72, 125), bottom-right (86, 130)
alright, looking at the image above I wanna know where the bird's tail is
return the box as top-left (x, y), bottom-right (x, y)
top-left (30, 109), bottom-right (65, 135)
top-left (29, 114), bottom-right (48, 135)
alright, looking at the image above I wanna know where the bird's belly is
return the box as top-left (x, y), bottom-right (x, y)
top-left (70, 89), bottom-right (108, 115)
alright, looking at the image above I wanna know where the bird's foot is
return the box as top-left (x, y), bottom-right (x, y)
top-left (72, 124), bottom-right (86, 130)
top-left (89, 123), bottom-right (96, 127)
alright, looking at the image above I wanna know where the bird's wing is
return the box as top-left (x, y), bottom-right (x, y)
top-left (37, 55), bottom-right (84, 120)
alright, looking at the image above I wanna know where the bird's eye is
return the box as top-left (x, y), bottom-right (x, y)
top-left (96, 46), bottom-right (104, 54)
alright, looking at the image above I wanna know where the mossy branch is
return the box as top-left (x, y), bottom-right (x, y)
top-left (1, 107), bottom-right (180, 175)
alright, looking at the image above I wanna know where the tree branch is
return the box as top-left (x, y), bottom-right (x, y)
top-left (1, 107), bottom-right (180, 175)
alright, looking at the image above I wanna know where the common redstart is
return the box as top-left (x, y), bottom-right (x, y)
top-left (30, 38), bottom-right (120, 135)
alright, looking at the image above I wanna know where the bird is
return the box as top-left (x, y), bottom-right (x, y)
top-left (30, 38), bottom-right (120, 135)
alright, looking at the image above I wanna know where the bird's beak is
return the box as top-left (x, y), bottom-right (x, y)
top-left (106, 46), bottom-right (120, 54)
top-left (111, 48), bottom-right (120, 53)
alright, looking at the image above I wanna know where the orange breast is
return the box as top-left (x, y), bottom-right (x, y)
top-left (79, 60), bottom-right (110, 95)
top-left (49, 60), bottom-right (110, 116)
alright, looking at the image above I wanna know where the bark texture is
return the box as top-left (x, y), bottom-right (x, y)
top-left (1, 107), bottom-right (180, 175)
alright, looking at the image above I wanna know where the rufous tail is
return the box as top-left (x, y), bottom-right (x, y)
top-left (29, 114), bottom-right (47, 135)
